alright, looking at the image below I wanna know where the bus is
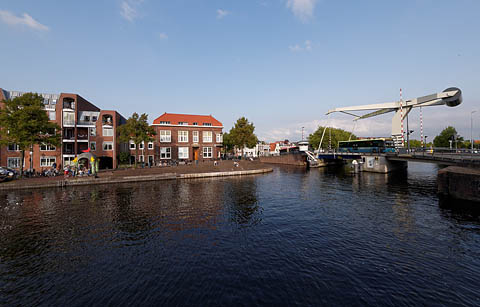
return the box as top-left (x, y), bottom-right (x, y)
top-left (338, 138), bottom-right (395, 153)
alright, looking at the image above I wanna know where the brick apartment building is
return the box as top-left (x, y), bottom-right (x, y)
top-left (0, 88), bottom-right (126, 170)
top-left (150, 113), bottom-right (223, 163)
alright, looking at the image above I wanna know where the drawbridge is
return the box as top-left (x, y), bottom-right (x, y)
top-left (325, 87), bottom-right (462, 147)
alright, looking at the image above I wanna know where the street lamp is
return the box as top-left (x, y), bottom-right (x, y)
top-left (424, 136), bottom-right (428, 149)
top-left (407, 129), bottom-right (414, 152)
top-left (471, 110), bottom-right (477, 151)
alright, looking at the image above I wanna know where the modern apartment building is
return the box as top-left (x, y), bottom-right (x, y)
top-left (152, 113), bottom-right (223, 162)
top-left (0, 88), bottom-right (126, 170)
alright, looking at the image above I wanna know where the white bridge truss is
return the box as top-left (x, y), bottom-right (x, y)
top-left (326, 87), bottom-right (462, 147)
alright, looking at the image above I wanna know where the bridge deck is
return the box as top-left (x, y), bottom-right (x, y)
top-left (317, 151), bottom-right (480, 167)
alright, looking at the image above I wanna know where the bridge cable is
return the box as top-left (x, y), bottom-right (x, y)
top-left (318, 114), bottom-right (331, 152)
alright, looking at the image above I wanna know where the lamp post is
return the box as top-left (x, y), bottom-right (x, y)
top-left (424, 136), bottom-right (428, 149)
top-left (407, 129), bottom-right (414, 152)
top-left (471, 110), bottom-right (477, 152)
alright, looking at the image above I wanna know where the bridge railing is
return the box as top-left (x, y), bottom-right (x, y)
top-left (388, 147), bottom-right (480, 166)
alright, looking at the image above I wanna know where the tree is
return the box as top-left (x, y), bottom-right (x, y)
top-left (0, 93), bottom-right (61, 177)
top-left (229, 117), bottom-right (258, 156)
top-left (308, 126), bottom-right (356, 150)
top-left (118, 113), bottom-right (156, 168)
top-left (222, 132), bottom-right (235, 154)
top-left (408, 139), bottom-right (422, 148)
top-left (433, 126), bottom-right (464, 148)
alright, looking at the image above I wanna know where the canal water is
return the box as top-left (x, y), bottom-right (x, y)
top-left (1, 163), bottom-right (479, 306)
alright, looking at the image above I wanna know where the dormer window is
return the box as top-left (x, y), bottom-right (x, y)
top-left (193, 122), bottom-right (198, 126)
top-left (178, 122), bottom-right (188, 125)
top-left (84, 116), bottom-right (90, 122)
top-left (160, 121), bottom-right (171, 125)
top-left (203, 123), bottom-right (212, 126)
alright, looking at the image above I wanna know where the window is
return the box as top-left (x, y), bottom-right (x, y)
top-left (203, 123), bottom-right (212, 126)
top-left (160, 130), bottom-right (171, 142)
top-left (216, 133), bottom-right (223, 143)
top-left (40, 156), bottom-right (56, 167)
top-left (139, 142), bottom-right (144, 150)
top-left (148, 142), bottom-right (154, 149)
top-left (49, 111), bottom-right (56, 121)
top-left (64, 156), bottom-right (75, 166)
top-left (193, 131), bottom-right (199, 143)
top-left (138, 155), bottom-right (144, 162)
top-left (178, 131), bottom-right (188, 142)
top-left (193, 122), bottom-right (198, 126)
top-left (84, 116), bottom-right (90, 122)
top-left (178, 147), bottom-right (189, 159)
top-left (90, 142), bottom-right (96, 151)
top-left (92, 116), bottom-right (97, 122)
top-left (7, 144), bottom-right (19, 151)
top-left (203, 147), bottom-right (213, 158)
top-left (63, 112), bottom-right (75, 125)
top-left (130, 141), bottom-right (136, 150)
top-left (7, 157), bottom-right (22, 168)
top-left (103, 142), bottom-right (113, 151)
top-left (178, 122), bottom-right (188, 125)
top-left (90, 127), bottom-right (96, 136)
top-left (203, 131), bottom-right (213, 143)
top-left (160, 147), bottom-right (171, 159)
top-left (40, 144), bottom-right (56, 151)
top-left (159, 121), bottom-right (170, 125)
top-left (103, 127), bottom-right (113, 136)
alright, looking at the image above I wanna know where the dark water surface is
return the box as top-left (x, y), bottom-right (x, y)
top-left (1, 163), bottom-right (480, 306)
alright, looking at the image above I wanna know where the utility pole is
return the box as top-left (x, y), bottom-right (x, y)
top-left (472, 110), bottom-right (477, 151)
top-left (406, 114), bottom-right (410, 152)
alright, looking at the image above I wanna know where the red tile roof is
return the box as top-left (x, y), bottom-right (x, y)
top-left (153, 113), bottom-right (223, 126)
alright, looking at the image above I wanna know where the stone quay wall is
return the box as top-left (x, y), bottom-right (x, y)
top-left (259, 153), bottom-right (307, 166)
top-left (438, 166), bottom-right (480, 202)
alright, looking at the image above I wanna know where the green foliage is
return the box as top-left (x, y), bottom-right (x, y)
top-left (222, 132), bottom-right (235, 153)
top-left (0, 93), bottom-right (60, 176)
top-left (308, 126), bottom-right (356, 149)
top-left (118, 113), bottom-right (156, 167)
top-left (433, 126), bottom-right (464, 148)
top-left (118, 152), bottom-right (131, 164)
top-left (408, 139), bottom-right (422, 148)
top-left (228, 117), bottom-right (258, 153)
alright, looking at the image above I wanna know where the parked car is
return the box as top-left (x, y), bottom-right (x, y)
top-left (0, 167), bottom-right (16, 182)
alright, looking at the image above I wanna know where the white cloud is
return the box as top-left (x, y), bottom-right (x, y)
top-left (216, 9), bottom-right (230, 19)
top-left (159, 32), bottom-right (168, 40)
top-left (0, 10), bottom-right (49, 31)
top-left (305, 40), bottom-right (312, 51)
top-left (289, 44), bottom-right (303, 52)
top-left (120, 0), bottom-right (144, 22)
top-left (289, 40), bottom-right (313, 52)
top-left (286, 0), bottom-right (317, 22)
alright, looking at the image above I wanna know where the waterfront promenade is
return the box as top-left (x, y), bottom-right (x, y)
top-left (0, 160), bottom-right (272, 190)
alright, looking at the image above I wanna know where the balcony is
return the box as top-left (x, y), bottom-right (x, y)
top-left (77, 120), bottom-right (96, 126)
top-left (77, 133), bottom-right (88, 141)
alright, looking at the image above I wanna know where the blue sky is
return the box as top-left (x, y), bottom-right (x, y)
top-left (1, 0), bottom-right (479, 142)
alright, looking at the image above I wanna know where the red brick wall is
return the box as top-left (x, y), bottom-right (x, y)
top-left (153, 125), bottom-right (223, 162)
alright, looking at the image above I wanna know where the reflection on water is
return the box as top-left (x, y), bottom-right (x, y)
top-left (0, 163), bottom-right (480, 306)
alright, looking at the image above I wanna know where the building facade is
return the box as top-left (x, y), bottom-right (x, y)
top-left (0, 88), bottom-right (126, 170)
top-left (152, 113), bottom-right (223, 162)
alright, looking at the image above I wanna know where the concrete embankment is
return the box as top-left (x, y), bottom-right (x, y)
top-left (259, 153), bottom-right (307, 166)
top-left (438, 166), bottom-right (480, 202)
top-left (0, 168), bottom-right (273, 191)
